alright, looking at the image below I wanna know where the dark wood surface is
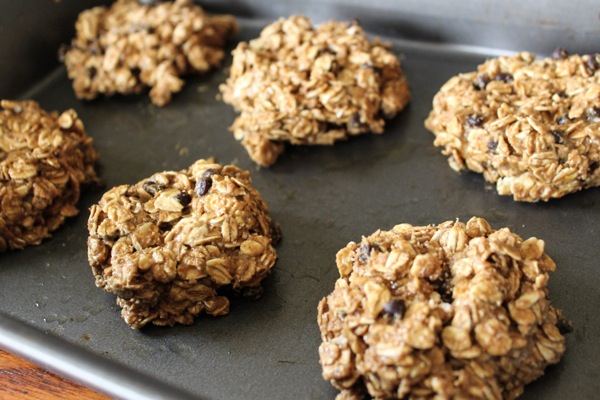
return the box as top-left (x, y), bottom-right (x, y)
top-left (0, 349), bottom-right (108, 400)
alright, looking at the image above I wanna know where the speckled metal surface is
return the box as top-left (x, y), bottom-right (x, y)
top-left (1, 2), bottom-right (599, 399)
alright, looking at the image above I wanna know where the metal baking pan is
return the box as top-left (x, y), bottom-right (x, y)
top-left (1, 1), bottom-right (598, 399)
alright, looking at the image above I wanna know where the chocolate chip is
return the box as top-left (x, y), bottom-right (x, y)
top-left (358, 244), bottom-right (371, 263)
top-left (472, 74), bottom-right (489, 90)
top-left (585, 107), bottom-right (600, 122)
top-left (466, 114), bottom-right (484, 127)
top-left (495, 73), bottom-right (513, 83)
top-left (382, 299), bottom-right (406, 319)
top-left (557, 114), bottom-right (570, 125)
top-left (175, 191), bottom-right (191, 207)
top-left (552, 47), bottom-right (569, 59)
top-left (487, 140), bottom-right (498, 151)
top-left (142, 180), bottom-right (164, 196)
top-left (550, 130), bottom-right (564, 144)
top-left (589, 161), bottom-right (599, 174)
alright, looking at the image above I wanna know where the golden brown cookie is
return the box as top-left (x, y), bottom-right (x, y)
top-left (87, 159), bottom-right (279, 329)
top-left (425, 51), bottom-right (600, 202)
top-left (0, 100), bottom-right (99, 252)
top-left (318, 217), bottom-right (569, 399)
top-left (220, 16), bottom-right (411, 166)
top-left (62, 0), bottom-right (238, 106)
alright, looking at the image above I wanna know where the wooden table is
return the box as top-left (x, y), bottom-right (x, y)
top-left (0, 349), bottom-right (107, 400)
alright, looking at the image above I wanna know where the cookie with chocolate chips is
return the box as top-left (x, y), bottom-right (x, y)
top-left (425, 51), bottom-right (600, 202)
top-left (87, 159), bottom-right (278, 329)
top-left (318, 217), bottom-right (569, 399)
top-left (0, 100), bottom-right (99, 252)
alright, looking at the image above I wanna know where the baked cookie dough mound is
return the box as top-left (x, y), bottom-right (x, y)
top-left (318, 217), bottom-right (569, 400)
top-left (425, 51), bottom-right (600, 202)
top-left (0, 100), bottom-right (99, 252)
top-left (63, 0), bottom-right (238, 106)
top-left (220, 16), bottom-right (411, 167)
top-left (87, 159), bottom-right (278, 329)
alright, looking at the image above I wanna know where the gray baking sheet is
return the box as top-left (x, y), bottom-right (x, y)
top-left (1, 7), bottom-right (599, 400)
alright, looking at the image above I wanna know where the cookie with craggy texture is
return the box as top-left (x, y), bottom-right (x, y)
top-left (220, 16), bottom-right (411, 166)
top-left (0, 100), bottom-right (99, 252)
top-left (63, 0), bottom-right (238, 106)
top-left (318, 217), bottom-right (570, 399)
top-left (87, 159), bottom-right (279, 329)
top-left (425, 51), bottom-right (600, 202)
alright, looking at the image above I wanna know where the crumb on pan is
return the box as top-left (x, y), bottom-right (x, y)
top-left (318, 217), bottom-right (570, 399)
top-left (220, 15), bottom-right (411, 166)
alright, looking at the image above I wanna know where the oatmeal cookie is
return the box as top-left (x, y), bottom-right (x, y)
top-left (220, 16), bottom-right (411, 167)
top-left (87, 159), bottom-right (278, 329)
top-left (62, 0), bottom-right (238, 106)
top-left (318, 217), bottom-right (569, 399)
top-left (0, 100), bottom-right (99, 252)
top-left (425, 51), bottom-right (600, 202)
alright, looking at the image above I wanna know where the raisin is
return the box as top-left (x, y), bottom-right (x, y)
top-left (358, 244), bottom-right (371, 263)
top-left (488, 140), bottom-right (499, 151)
top-left (466, 114), bottom-right (484, 127)
top-left (142, 180), bottom-right (164, 196)
top-left (175, 191), bottom-right (191, 207)
top-left (382, 299), bottom-right (406, 319)
top-left (551, 47), bottom-right (569, 59)
top-left (202, 168), bottom-right (219, 179)
top-left (495, 73), bottom-right (513, 83)
top-left (472, 74), bottom-right (489, 90)
top-left (158, 221), bottom-right (173, 232)
top-left (195, 168), bottom-right (219, 196)
top-left (195, 178), bottom-right (211, 196)
top-left (550, 130), bottom-right (564, 144)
